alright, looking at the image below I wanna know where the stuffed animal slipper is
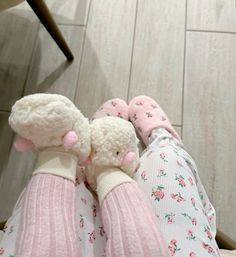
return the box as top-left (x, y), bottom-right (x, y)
top-left (9, 93), bottom-right (91, 257)
top-left (85, 116), bottom-right (169, 257)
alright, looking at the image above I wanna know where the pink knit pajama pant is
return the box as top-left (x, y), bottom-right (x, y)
top-left (133, 128), bottom-right (220, 257)
top-left (101, 182), bottom-right (169, 257)
top-left (15, 174), bottom-right (81, 257)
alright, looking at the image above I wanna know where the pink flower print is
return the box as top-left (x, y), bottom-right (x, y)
top-left (176, 160), bottom-right (183, 167)
top-left (175, 174), bottom-right (186, 187)
top-left (111, 101), bottom-right (117, 107)
top-left (187, 229), bottom-right (193, 236)
top-left (170, 239), bottom-right (177, 244)
top-left (157, 168), bottom-right (167, 177)
top-left (137, 127), bottom-right (142, 133)
top-left (146, 112), bottom-right (153, 118)
top-left (168, 246), bottom-right (176, 256)
top-left (186, 229), bottom-right (196, 240)
top-left (160, 152), bottom-right (165, 158)
top-left (202, 243), bottom-right (215, 254)
top-left (208, 247), bottom-right (214, 254)
top-left (204, 225), bottom-right (213, 240)
top-left (188, 177), bottom-right (194, 186)
top-left (165, 213), bottom-right (175, 224)
top-left (132, 113), bottom-right (137, 122)
top-left (117, 112), bottom-right (123, 119)
top-left (192, 218), bottom-right (197, 226)
top-left (202, 208), bottom-right (207, 216)
top-left (208, 215), bottom-right (213, 222)
top-left (191, 197), bottom-right (198, 211)
top-left (171, 192), bottom-right (186, 202)
top-left (168, 239), bottom-right (180, 256)
top-left (151, 103), bottom-right (158, 109)
top-left (92, 204), bottom-right (97, 218)
top-left (208, 212), bottom-right (215, 222)
top-left (88, 230), bottom-right (96, 243)
top-left (0, 248), bottom-right (4, 255)
top-left (79, 215), bottom-right (84, 228)
top-left (135, 101), bottom-right (143, 106)
top-left (189, 251), bottom-right (196, 257)
top-left (99, 226), bottom-right (105, 237)
top-left (81, 197), bottom-right (87, 205)
top-left (152, 185), bottom-right (165, 201)
top-left (160, 152), bottom-right (168, 162)
top-left (141, 171), bottom-right (147, 181)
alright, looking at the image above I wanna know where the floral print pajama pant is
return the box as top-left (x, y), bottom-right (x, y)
top-left (133, 128), bottom-right (220, 257)
top-left (0, 128), bottom-right (220, 257)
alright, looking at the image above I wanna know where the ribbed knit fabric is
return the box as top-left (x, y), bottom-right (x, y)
top-left (101, 181), bottom-right (169, 257)
top-left (15, 174), bottom-right (81, 257)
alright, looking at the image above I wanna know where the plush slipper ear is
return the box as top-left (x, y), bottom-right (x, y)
top-left (14, 138), bottom-right (35, 152)
top-left (122, 151), bottom-right (136, 166)
top-left (63, 131), bottom-right (78, 149)
top-left (121, 151), bottom-right (140, 175)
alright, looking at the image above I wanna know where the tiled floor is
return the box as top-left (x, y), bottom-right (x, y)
top-left (0, 0), bottom-right (235, 240)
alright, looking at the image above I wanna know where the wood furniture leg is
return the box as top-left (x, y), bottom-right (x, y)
top-left (27, 0), bottom-right (74, 61)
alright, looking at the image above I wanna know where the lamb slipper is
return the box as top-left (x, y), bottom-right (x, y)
top-left (92, 98), bottom-right (128, 120)
top-left (128, 95), bottom-right (180, 145)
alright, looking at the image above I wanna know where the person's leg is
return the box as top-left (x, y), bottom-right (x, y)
top-left (15, 174), bottom-right (81, 257)
top-left (72, 98), bottom-right (130, 257)
top-left (129, 95), bottom-right (220, 257)
top-left (89, 99), bottom-right (169, 257)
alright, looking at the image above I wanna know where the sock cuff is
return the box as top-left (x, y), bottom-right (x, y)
top-left (97, 169), bottom-right (134, 203)
top-left (33, 150), bottom-right (78, 182)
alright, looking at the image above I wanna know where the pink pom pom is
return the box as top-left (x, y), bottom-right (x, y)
top-left (14, 138), bottom-right (35, 152)
top-left (63, 131), bottom-right (78, 149)
top-left (122, 152), bottom-right (136, 165)
top-left (80, 158), bottom-right (91, 167)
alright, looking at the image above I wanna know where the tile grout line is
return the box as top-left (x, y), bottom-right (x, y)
top-left (126, 0), bottom-right (139, 103)
top-left (21, 21), bottom-right (41, 97)
top-left (73, 0), bottom-right (93, 104)
top-left (85, 0), bottom-right (93, 26)
top-left (181, 0), bottom-right (188, 140)
top-left (187, 28), bottom-right (236, 35)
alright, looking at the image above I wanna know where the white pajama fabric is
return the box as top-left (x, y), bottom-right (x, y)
top-left (133, 128), bottom-right (219, 257)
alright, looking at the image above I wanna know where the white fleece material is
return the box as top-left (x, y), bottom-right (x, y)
top-left (96, 169), bottom-right (133, 203)
top-left (33, 150), bottom-right (78, 182)
top-left (9, 93), bottom-right (91, 162)
top-left (86, 117), bottom-right (139, 191)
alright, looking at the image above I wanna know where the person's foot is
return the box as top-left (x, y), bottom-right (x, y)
top-left (128, 95), bottom-right (180, 145)
top-left (92, 98), bottom-right (129, 120)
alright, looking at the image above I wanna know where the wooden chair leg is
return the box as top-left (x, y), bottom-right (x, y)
top-left (27, 0), bottom-right (74, 61)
